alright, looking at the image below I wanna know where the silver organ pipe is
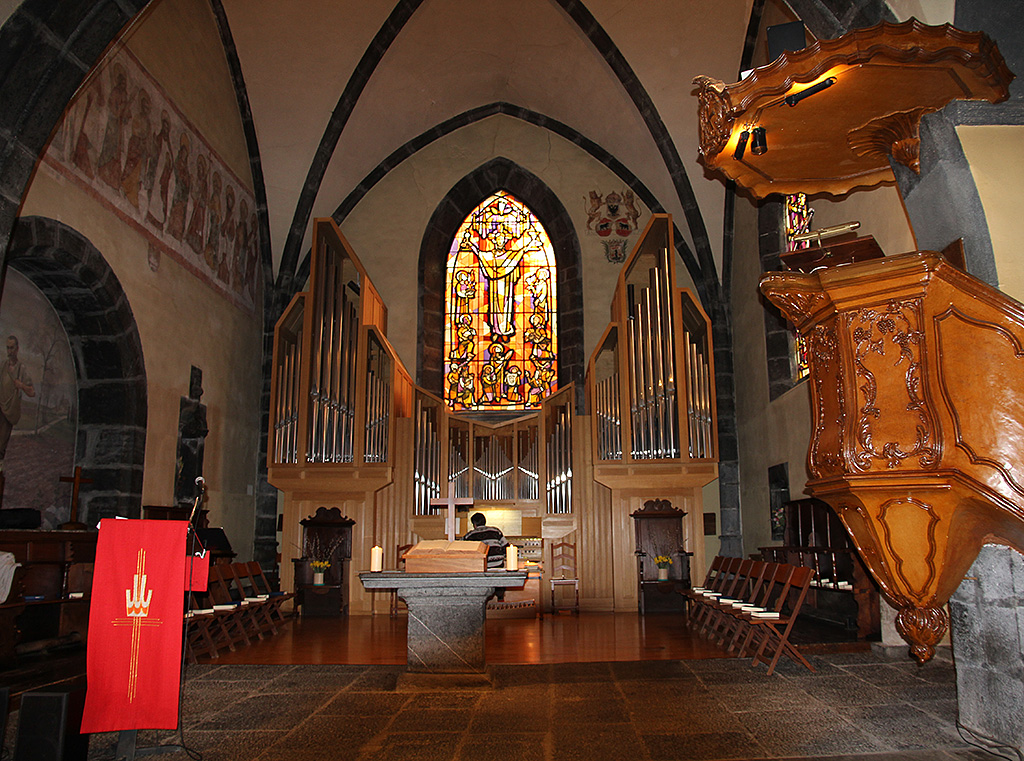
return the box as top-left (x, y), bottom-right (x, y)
top-left (364, 334), bottom-right (390, 463)
top-left (413, 398), bottom-right (441, 515)
top-left (546, 403), bottom-right (572, 514)
top-left (308, 241), bottom-right (328, 462)
top-left (626, 250), bottom-right (681, 460)
top-left (684, 328), bottom-right (713, 458)
top-left (448, 425), bottom-right (470, 498)
top-left (306, 240), bottom-right (361, 464)
top-left (517, 427), bottom-right (539, 500)
top-left (596, 373), bottom-right (621, 460)
top-left (273, 326), bottom-right (302, 464)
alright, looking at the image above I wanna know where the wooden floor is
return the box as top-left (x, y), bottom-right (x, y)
top-left (198, 610), bottom-right (867, 666)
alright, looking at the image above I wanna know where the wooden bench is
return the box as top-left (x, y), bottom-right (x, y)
top-left (759, 545), bottom-right (879, 639)
top-left (0, 530), bottom-right (97, 665)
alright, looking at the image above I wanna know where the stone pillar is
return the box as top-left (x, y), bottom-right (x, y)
top-left (949, 544), bottom-right (1024, 755)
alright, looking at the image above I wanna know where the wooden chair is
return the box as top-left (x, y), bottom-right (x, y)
top-left (746, 565), bottom-right (816, 675)
top-left (390, 544), bottom-right (413, 618)
top-left (732, 564), bottom-right (816, 675)
top-left (243, 561), bottom-right (294, 625)
top-left (549, 541), bottom-right (579, 614)
top-left (229, 562), bottom-right (278, 636)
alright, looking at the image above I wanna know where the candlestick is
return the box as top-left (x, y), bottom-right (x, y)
top-left (370, 545), bottom-right (384, 572)
top-left (505, 543), bottom-right (518, 572)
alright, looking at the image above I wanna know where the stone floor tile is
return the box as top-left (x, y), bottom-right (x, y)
top-left (642, 730), bottom-right (767, 760)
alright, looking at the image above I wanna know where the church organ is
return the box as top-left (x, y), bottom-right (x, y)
top-left (268, 215), bottom-right (718, 613)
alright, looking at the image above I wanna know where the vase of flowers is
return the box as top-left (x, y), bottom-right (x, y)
top-left (311, 560), bottom-right (330, 586)
top-left (303, 532), bottom-right (343, 586)
top-left (654, 555), bottom-right (672, 581)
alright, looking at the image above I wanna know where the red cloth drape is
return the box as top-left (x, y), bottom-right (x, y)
top-left (81, 519), bottom-right (192, 732)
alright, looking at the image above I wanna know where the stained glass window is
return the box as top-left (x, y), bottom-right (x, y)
top-left (785, 193), bottom-right (813, 381)
top-left (444, 191), bottom-right (558, 411)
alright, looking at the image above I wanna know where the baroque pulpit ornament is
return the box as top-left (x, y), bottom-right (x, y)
top-left (761, 254), bottom-right (1024, 662)
top-left (691, 20), bottom-right (1013, 198)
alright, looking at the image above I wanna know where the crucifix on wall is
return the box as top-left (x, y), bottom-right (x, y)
top-left (59, 465), bottom-right (93, 529)
top-left (175, 366), bottom-right (208, 512)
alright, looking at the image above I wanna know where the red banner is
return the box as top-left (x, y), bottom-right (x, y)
top-left (81, 520), bottom-right (190, 733)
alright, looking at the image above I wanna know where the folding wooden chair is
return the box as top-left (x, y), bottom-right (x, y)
top-left (243, 561), bottom-right (294, 625)
top-left (229, 562), bottom-right (278, 636)
top-left (205, 564), bottom-right (254, 648)
top-left (690, 556), bottom-right (741, 629)
top-left (736, 564), bottom-right (816, 675)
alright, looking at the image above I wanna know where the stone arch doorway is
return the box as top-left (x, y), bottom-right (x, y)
top-left (5, 216), bottom-right (147, 523)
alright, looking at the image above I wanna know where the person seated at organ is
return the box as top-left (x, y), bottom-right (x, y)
top-left (464, 512), bottom-right (509, 569)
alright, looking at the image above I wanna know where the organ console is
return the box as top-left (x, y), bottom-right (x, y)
top-left (268, 215), bottom-right (718, 613)
top-left (762, 252), bottom-right (1024, 662)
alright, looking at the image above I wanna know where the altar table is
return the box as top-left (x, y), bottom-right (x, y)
top-left (359, 571), bottom-right (526, 673)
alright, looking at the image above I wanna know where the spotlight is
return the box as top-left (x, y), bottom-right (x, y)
top-left (750, 127), bottom-right (767, 155)
top-left (785, 77), bottom-right (836, 107)
top-left (733, 130), bottom-right (750, 160)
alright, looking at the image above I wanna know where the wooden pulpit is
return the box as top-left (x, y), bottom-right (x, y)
top-left (761, 252), bottom-right (1024, 662)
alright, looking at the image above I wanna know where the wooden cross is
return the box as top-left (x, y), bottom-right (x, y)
top-left (429, 495), bottom-right (474, 541)
top-left (59, 466), bottom-right (93, 528)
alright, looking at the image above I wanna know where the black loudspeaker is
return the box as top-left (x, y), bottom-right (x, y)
top-left (13, 689), bottom-right (88, 761)
top-left (767, 20), bottom-right (807, 62)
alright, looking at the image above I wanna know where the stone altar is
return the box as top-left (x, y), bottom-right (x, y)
top-left (359, 571), bottom-right (526, 673)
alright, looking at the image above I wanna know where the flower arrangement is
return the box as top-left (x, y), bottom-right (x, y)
top-left (654, 555), bottom-right (673, 569)
top-left (302, 532), bottom-right (344, 569)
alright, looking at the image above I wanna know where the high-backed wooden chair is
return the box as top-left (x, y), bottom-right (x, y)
top-left (549, 541), bottom-right (579, 614)
top-left (389, 544), bottom-right (413, 618)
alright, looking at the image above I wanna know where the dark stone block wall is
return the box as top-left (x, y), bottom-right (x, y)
top-left (949, 544), bottom-right (1024, 755)
top-left (7, 216), bottom-right (147, 522)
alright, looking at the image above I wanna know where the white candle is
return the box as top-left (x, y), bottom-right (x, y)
top-left (505, 544), bottom-right (518, 572)
top-left (370, 545), bottom-right (384, 572)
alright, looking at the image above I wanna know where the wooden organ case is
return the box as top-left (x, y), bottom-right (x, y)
top-left (269, 216), bottom-right (718, 614)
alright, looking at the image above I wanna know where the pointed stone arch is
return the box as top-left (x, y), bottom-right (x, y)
top-left (6, 216), bottom-right (147, 522)
top-left (417, 158), bottom-right (584, 411)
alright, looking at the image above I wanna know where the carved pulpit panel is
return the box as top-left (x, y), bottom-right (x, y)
top-left (762, 252), bottom-right (1024, 663)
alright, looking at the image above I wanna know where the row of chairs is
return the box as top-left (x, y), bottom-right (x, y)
top-left (185, 561), bottom-right (293, 662)
top-left (683, 556), bottom-right (816, 675)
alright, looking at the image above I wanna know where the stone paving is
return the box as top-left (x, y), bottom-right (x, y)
top-left (26, 649), bottom-right (998, 761)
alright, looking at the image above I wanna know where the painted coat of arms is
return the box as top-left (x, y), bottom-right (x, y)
top-left (584, 189), bottom-right (642, 263)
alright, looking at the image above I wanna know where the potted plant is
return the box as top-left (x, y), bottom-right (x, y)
top-left (654, 555), bottom-right (673, 581)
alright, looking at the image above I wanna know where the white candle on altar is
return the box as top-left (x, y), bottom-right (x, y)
top-left (370, 545), bottom-right (384, 572)
top-left (505, 544), bottom-right (518, 572)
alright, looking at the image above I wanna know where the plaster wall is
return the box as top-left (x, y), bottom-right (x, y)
top-left (126, 0), bottom-right (253, 187)
top-left (956, 124), bottom-right (1024, 302)
top-left (809, 185), bottom-right (917, 256)
top-left (15, 0), bottom-right (262, 559)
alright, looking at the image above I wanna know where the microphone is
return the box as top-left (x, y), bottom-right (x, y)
top-left (189, 476), bottom-right (206, 525)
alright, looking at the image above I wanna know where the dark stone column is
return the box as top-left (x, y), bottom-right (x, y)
top-left (949, 544), bottom-right (1024, 755)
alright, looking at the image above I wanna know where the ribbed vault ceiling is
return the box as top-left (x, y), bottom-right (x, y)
top-left (220, 0), bottom-right (754, 279)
